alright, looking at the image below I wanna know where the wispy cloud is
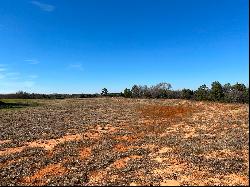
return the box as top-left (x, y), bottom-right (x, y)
top-left (23, 81), bottom-right (35, 88)
top-left (0, 68), bottom-right (7, 72)
top-left (31, 1), bottom-right (55, 12)
top-left (6, 72), bottom-right (20, 76)
top-left (0, 71), bottom-right (20, 80)
top-left (0, 65), bottom-right (36, 93)
top-left (6, 72), bottom-right (21, 80)
top-left (28, 75), bottom-right (39, 79)
top-left (0, 74), bottom-right (5, 80)
top-left (25, 59), bottom-right (40, 65)
top-left (68, 63), bottom-right (84, 71)
top-left (0, 67), bottom-right (7, 79)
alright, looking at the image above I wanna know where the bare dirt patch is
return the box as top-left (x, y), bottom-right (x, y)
top-left (79, 147), bottom-right (92, 159)
top-left (137, 104), bottom-right (195, 120)
top-left (21, 163), bottom-right (68, 186)
top-left (112, 155), bottom-right (143, 169)
top-left (0, 134), bottom-right (82, 156)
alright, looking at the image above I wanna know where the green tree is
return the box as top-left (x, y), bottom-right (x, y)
top-left (101, 88), bottom-right (108, 96)
top-left (223, 83), bottom-right (233, 102)
top-left (231, 83), bottom-right (248, 103)
top-left (150, 82), bottom-right (172, 98)
top-left (131, 85), bottom-right (140, 98)
top-left (210, 81), bottom-right (224, 101)
top-left (226, 83), bottom-right (248, 103)
top-left (243, 87), bottom-right (249, 103)
top-left (181, 89), bottom-right (193, 99)
top-left (123, 88), bottom-right (132, 98)
top-left (232, 82), bottom-right (247, 92)
top-left (194, 84), bottom-right (209, 101)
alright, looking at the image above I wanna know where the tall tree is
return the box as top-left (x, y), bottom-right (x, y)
top-left (210, 81), bottom-right (224, 101)
top-left (101, 88), bottom-right (108, 96)
top-left (131, 85), bottom-right (140, 98)
top-left (194, 84), bottom-right (209, 101)
top-left (123, 88), bottom-right (132, 98)
top-left (181, 89), bottom-right (193, 99)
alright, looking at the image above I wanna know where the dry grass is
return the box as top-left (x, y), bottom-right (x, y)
top-left (0, 98), bottom-right (248, 186)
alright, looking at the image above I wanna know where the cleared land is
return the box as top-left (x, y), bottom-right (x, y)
top-left (0, 98), bottom-right (249, 186)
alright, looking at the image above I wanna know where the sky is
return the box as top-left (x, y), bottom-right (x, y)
top-left (0, 0), bottom-right (249, 94)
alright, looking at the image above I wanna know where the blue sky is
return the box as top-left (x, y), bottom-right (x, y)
top-left (0, 0), bottom-right (249, 94)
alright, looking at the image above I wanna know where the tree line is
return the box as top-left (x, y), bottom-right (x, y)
top-left (0, 81), bottom-right (248, 103)
top-left (121, 81), bottom-right (249, 104)
top-left (0, 91), bottom-right (99, 99)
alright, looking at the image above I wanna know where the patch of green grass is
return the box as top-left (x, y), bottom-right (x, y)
top-left (0, 99), bottom-right (40, 110)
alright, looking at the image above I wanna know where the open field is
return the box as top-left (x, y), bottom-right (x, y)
top-left (0, 98), bottom-right (249, 186)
